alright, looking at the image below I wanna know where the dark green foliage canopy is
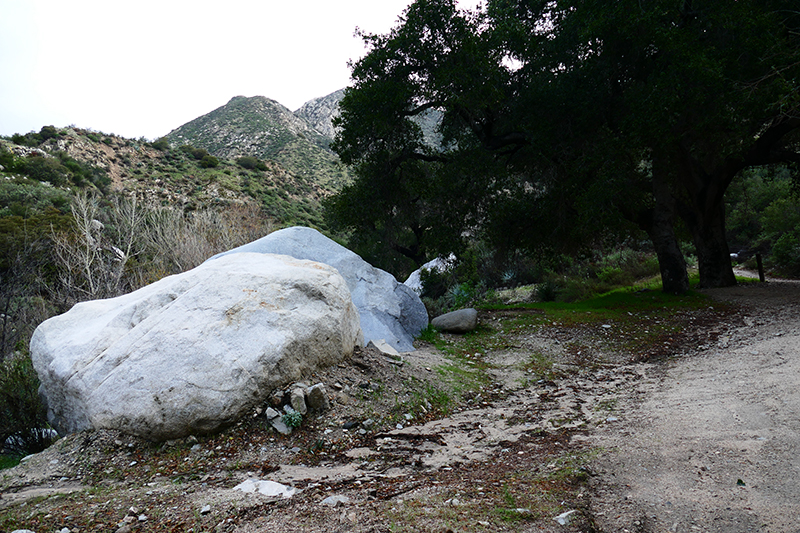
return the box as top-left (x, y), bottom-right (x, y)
top-left (329, 0), bottom-right (800, 290)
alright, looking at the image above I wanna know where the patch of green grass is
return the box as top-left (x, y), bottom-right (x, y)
top-left (536, 449), bottom-right (601, 484)
top-left (435, 360), bottom-right (487, 392)
top-left (416, 324), bottom-right (439, 344)
top-left (436, 324), bottom-right (498, 359)
top-left (0, 454), bottom-right (21, 470)
top-left (485, 287), bottom-right (719, 350)
top-left (492, 484), bottom-right (541, 522)
top-left (407, 381), bottom-right (454, 416)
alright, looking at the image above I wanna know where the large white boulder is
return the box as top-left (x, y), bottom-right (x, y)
top-left (209, 227), bottom-right (428, 352)
top-left (30, 253), bottom-right (362, 441)
top-left (404, 255), bottom-right (456, 295)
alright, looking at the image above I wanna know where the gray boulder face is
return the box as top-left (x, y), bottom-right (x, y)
top-left (209, 227), bottom-right (428, 352)
top-left (30, 253), bottom-right (362, 441)
top-left (431, 308), bottom-right (479, 333)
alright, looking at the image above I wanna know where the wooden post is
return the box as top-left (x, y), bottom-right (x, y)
top-left (756, 253), bottom-right (765, 282)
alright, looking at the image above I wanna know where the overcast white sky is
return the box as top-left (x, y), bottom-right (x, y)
top-left (0, 0), bottom-right (478, 140)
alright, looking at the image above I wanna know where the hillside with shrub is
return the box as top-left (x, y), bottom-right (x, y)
top-left (164, 95), bottom-right (351, 191)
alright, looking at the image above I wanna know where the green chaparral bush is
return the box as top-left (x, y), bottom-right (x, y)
top-left (150, 137), bottom-right (170, 151)
top-left (200, 155), bottom-right (220, 168)
top-left (771, 233), bottom-right (800, 276)
top-left (0, 351), bottom-right (53, 458)
top-left (236, 156), bottom-right (268, 171)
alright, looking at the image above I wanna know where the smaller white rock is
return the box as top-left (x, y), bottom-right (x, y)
top-left (554, 509), bottom-right (578, 525)
top-left (234, 479), bottom-right (296, 499)
top-left (367, 339), bottom-right (400, 357)
top-left (320, 495), bottom-right (350, 507)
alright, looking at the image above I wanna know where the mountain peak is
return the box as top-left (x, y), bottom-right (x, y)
top-left (294, 89), bottom-right (346, 139)
top-left (164, 92), bottom-right (349, 190)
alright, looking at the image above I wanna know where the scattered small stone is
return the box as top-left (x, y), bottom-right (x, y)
top-left (290, 388), bottom-right (308, 415)
top-left (306, 383), bottom-right (331, 411)
top-left (270, 418), bottom-right (291, 435)
top-left (265, 407), bottom-right (280, 420)
top-left (320, 495), bottom-right (350, 507)
top-left (138, 515), bottom-right (148, 522)
top-left (200, 505), bottom-right (212, 515)
top-left (269, 391), bottom-right (283, 407)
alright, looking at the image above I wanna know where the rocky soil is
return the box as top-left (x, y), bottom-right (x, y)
top-left (1, 275), bottom-right (795, 532)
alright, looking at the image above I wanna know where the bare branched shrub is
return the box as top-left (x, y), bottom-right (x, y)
top-left (138, 203), bottom-right (273, 279)
top-left (51, 194), bottom-right (273, 304)
top-left (51, 192), bottom-right (139, 305)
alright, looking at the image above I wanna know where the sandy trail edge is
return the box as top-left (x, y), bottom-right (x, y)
top-left (589, 279), bottom-right (800, 533)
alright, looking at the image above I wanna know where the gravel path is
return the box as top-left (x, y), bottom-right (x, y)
top-left (589, 279), bottom-right (800, 533)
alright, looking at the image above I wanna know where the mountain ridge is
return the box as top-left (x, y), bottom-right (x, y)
top-left (164, 94), bottom-right (349, 190)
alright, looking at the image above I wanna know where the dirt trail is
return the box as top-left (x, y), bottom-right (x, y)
top-left (589, 279), bottom-right (800, 533)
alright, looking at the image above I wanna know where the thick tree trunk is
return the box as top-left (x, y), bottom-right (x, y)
top-left (672, 149), bottom-right (738, 289)
top-left (644, 174), bottom-right (690, 294)
top-left (685, 201), bottom-right (737, 288)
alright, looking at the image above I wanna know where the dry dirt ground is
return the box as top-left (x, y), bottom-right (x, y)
top-left (589, 278), bottom-right (800, 533)
top-left (1, 275), bottom-right (797, 533)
